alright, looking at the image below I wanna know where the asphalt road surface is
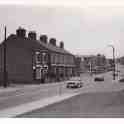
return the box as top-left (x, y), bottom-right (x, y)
top-left (1, 71), bottom-right (124, 111)
top-left (0, 81), bottom-right (76, 110)
top-left (2, 64), bottom-right (124, 117)
top-left (18, 90), bottom-right (124, 118)
top-left (17, 64), bottom-right (124, 118)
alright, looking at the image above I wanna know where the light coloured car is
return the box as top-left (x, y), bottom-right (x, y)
top-left (66, 80), bottom-right (83, 88)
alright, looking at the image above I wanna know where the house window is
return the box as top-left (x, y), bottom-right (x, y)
top-left (51, 54), bottom-right (55, 64)
top-left (35, 51), bottom-right (41, 64)
top-left (42, 52), bottom-right (47, 64)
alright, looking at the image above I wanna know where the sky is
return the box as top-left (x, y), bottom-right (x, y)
top-left (0, 0), bottom-right (124, 58)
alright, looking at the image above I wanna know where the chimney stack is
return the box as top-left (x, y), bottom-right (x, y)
top-left (40, 35), bottom-right (48, 44)
top-left (28, 31), bottom-right (37, 40)
top-left (49, 38), bottom-right (56, 46)
top-left (16, 27), bottom-right (26, 38)
top-left (60, 41), bottom-right (64, 49)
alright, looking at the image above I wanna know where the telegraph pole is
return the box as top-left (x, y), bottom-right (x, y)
top-left (3, 26), bottom-right (7, 88)
top-left (113, 46), bottom-right (116, 80)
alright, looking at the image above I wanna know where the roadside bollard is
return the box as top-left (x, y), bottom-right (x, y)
top-left (59, 82), bottom-right (63, 95)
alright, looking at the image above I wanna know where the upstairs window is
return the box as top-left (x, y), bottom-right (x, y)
top-left (35, 51), bottom-right (41, 64)
top-left (42, 52), bottom-right (47, 64)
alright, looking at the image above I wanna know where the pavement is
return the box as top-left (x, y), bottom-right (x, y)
top-left (0, 81), bottom-right (72, 110)
top-left (0, 92), bottom-right (81, 117)
top-left (0, 78), bottom-right (84, 117)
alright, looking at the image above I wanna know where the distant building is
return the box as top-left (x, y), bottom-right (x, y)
top-left (75, 57), bottom-right (82, 75)
top-left (0, 27), bottom-right (77, 85)
top-left (79, 54), bottom-right (108, 73)
top-left (95, 54), bottom-right (107, 66)
top-left (118, 57), bottom-right (124, 65)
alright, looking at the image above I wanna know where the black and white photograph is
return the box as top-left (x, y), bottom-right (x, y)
top-left (0, 0), bottom-right (124, 119)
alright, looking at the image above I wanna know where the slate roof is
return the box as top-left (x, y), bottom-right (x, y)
top-left (6, 34), bottom-right (74, 56)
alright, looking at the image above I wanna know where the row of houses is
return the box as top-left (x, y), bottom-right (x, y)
top-left (0, 27), bottom-right (79, 85)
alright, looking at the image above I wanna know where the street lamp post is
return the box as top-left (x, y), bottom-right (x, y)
top-left (89, 61), bottom-right (92, 76)
top-left (108, 45), bottom-right (116, 80)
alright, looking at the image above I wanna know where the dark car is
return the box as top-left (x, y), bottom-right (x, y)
top-left (66, 80), bottom-right (83, 88)
top-left (94, 76), bottom-right (104, 81)
top-left (119, 78), bottom-right (124, 82)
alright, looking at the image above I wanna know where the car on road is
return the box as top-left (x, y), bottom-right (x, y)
top-left (66, 80), bottom-right (83, 88)
top-left (116, 70), bottom-right (120, 73)
top-left (119, 78), bottom-right (124, 83)
top-left (94, 76), bottom-right (104, 81)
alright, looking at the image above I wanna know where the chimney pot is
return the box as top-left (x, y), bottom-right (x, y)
top-left (60, 41), bottom-right (64, 49)
top-left (40, 35), bottom-right (48, 44)
top-left (49, 38), bottom-right (56, 46)
top-left (28, 31), bottom-right (37, 40)
top-left (16, 27), bottom-right (26, 38)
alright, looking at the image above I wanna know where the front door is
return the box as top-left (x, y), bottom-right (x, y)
top-left (35, 68), bottom-right (41, 80)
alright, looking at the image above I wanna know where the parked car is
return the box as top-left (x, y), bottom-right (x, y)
top-left (119, 78), bottom-right (124, 82)
top-left (94, 76), bottom-right (104, 81)
top-left (116, 70), bottom-right (120, 73)
top-left (66, 80), bottom-right (83, 88)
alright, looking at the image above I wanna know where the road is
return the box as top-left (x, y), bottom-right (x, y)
top-left (1, 64), bottom-right (124, 117)
top-left (17, 90), bottom-right (124, 118)
top-left (0, 71), bottom-right (124, 111)
top-left (0, 81), bottom-right (78, 110)
top-left (17, 64), bottom-right (124, 117)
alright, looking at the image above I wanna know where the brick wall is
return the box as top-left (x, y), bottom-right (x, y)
top-left (0, 38), bottom-right (33, 84)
